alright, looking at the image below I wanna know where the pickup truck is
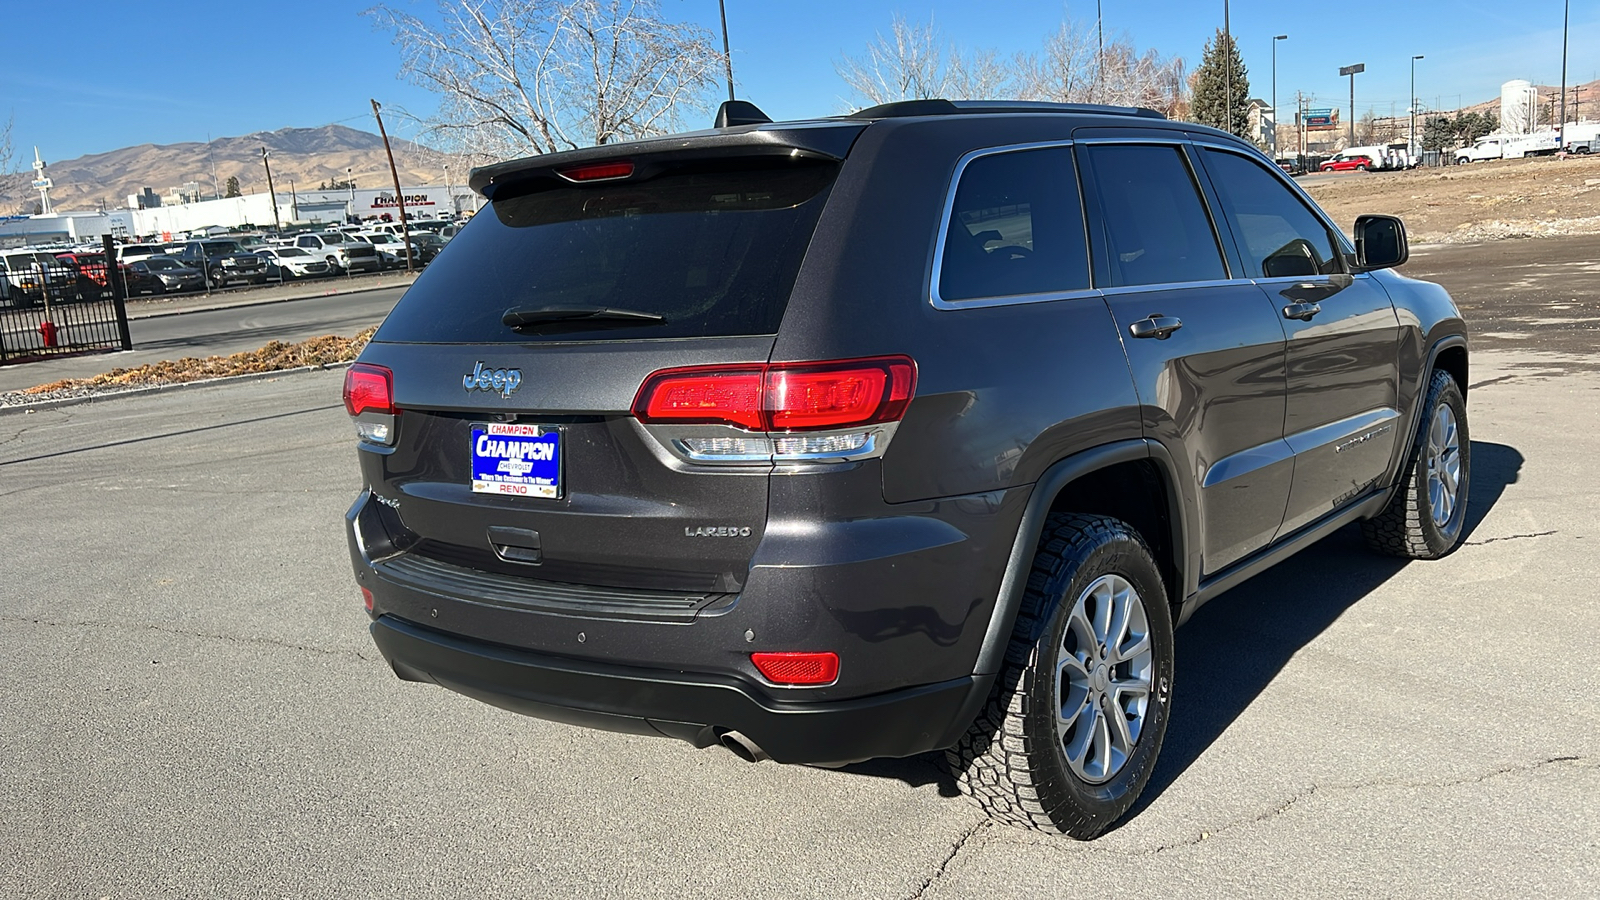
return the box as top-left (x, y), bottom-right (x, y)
top-left (172, 240), bottom-right (269, 288)
top-left (292, 232), bottom-right (381, 275)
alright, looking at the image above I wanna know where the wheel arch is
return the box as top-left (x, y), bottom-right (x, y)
top-left (972, 439), bottom-right (1191, 676)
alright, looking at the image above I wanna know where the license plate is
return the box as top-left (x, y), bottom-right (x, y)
top-left (470, 424), bottom-right (560, 498)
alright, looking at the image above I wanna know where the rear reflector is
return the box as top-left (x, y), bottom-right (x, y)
top-left (557, 160), bottom-right (635, 182)
top-left (633, 357), bottom-right (915, 432)
top-left (751, 651), bottom-right (840, 685)
top-left (343, 363), bottom-right (394, 416)
top-left (361, 587), bottom-right (374, 612)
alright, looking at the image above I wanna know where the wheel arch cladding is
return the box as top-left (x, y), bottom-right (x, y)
top-left (973, 439), bottom-right (1188, 677)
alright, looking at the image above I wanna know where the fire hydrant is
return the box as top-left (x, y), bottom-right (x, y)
top-left (39, 320), bottom-right (57, 348)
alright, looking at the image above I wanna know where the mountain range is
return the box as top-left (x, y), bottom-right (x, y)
top-left (12, 124), bottom-right (465, 213)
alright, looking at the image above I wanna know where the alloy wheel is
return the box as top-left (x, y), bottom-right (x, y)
top-left (1055, 573), bottom-right (1154, 784)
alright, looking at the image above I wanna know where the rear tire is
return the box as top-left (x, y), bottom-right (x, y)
top-left (1362, 369), bottom-right (1470, 558)
top-left (947, 513), bottom-right (1174, 839)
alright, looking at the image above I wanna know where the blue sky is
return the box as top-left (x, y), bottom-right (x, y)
top-left (4, 1), bottom-right (1597, 163)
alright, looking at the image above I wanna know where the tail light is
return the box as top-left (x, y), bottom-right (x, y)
top-left (343, 363), bottom-right (397, 444)
top-left (633, 357), bottom-right (915, 463)
top-left (751, 651), bottom-right (839, 686)
top-left (634, 357), bottom-right (915, 432)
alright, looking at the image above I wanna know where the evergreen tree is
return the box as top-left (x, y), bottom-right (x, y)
top-left (224, 176), bottom-right (241, 198)
top-left (1190, 29), bottom-right (1250, 137)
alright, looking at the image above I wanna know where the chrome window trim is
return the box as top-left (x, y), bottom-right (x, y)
top-left (929, 140), bottom-right (1093, 311)
top-left (1099, 277), bottom-right (1258, 297)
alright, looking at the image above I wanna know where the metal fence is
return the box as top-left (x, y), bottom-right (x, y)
top-left (0, 235), bottom-right (133, 365)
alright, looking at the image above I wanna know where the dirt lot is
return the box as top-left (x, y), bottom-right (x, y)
top-left (1399, 233), bottom-right (1600, 364)
top-left (1305, 154), bottom-right (1600, 243)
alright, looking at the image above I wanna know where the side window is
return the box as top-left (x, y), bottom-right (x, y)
top-left (1084, 144), bottom-right (1227, 288)
top-left (1201, 149), bottom-right (1343, 278)
top-left (938, 146), bottom-right (1090, 302)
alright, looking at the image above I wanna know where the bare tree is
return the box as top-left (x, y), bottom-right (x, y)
top-left (837, 15), bottom-right (1185, 116)
top-left (835, 14), bottom-right (953, 106)
top-left (0, 113), bottom-right (23, 214)
top-left (368, 0), bottom-right (725, 164)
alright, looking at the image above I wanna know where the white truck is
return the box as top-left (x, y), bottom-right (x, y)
top-left (1456, 131), bottom-right (1561, 163)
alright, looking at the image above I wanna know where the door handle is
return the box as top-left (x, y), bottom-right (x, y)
top-left (1282, 302), bottom-right (1322, 321)
top-left (1128, 315), bottom-right (1183, 340)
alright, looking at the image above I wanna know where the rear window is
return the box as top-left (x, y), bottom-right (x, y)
top-left (375, 159), bottom-right (837, 343)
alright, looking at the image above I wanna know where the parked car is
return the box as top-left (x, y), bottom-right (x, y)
top-left (411, 232), bottom-right (448, 262)
top-left (113, 243), bottom-right (172, 266)
top-left (1319, 154), bottom-right (1374, 172)
top-left (254, 246), bottom-right (334, 280)
top-left (54, 251), bottom-right (110, 287)
top-left (171, 239), bottom-right (269, 288)
top-left (131, 257), bottom-right (205, 294)
top-left (292, 232), bottom-right (381, 274)
top-left (358, 232), bottom-right (415, 269)
top-left (344, 99), bottom-right (1469, 840)
top-left (0, 250), bottom-right (72, 306)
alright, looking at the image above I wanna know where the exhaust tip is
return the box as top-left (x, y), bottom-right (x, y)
top-left (716, 729), bottom-right (770, 763)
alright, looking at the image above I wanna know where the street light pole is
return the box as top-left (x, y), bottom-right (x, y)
top-left (1340, 63), bottom-right (1365, 147)
top-left (1273, 35), bottom-right (1288, 158)
top-left (717, 0), bottom-right (735, 102)
top-left (1411, 55), bottom-right (1424, 158)
top-left (259, 147), bottom-right (281, 234)
top-left (1224, 0), bottom-right (1231, 135)
top-left (1559, 0), bottom-right (1570, 148)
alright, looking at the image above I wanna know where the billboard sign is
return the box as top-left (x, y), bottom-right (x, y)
top-left (1302, 108), bottom-right (1338, 131)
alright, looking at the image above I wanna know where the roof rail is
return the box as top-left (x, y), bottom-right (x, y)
top-left (846, 99), bottom-right (1166, 120)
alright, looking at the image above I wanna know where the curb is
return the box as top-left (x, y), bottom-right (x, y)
top-left (126, 278), bottom-right (416, 321)
top-left (0, 362), bottom-right (352, 416)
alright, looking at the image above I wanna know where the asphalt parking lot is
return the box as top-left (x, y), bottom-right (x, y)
top-left (2, 263), bottom-right (1597, 897)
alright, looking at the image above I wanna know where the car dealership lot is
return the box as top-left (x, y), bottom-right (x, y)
top-left (1, 343), bottom-right (1595, 897)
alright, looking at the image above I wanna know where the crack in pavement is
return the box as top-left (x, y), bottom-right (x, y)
top-left (907, 819), bottom-right (990, 900)
top-left (1465, 530), bottom-right (1558, 546)
top-left (1050, 755), bottom-right (1597, 859)
top-left (0, 615), bottom-right (374, 663)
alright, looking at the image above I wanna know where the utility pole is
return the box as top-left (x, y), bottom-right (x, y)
top-left (259, 147), bottom-right (281, 233)
top-left (1340, 63), bottom-right (1365, 147)
top-left (1411, 55), bottom-right (1425, 157)
top-left (718, 0), bottom-right (735, 102)
top-left (1272, 35), bottom-right (1288, 158)
top-left (371, 99), bottom-right (414, 273)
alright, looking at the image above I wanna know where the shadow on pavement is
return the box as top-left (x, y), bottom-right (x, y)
top-left (1126, 440), bottom-right (1523, 821)
top-left (826, 442), bottom-right (1525, 817)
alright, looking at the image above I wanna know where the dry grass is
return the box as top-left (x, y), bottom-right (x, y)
top-left (22, 325), bottom-right (377, 395)
top-left (1304, 154), bottom-right (1600, 243)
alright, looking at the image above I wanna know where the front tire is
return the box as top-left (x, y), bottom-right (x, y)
top-left (1362, 369), bottom-right (1470, 558)
top-left (947, 513), bottom-right (1174, 839)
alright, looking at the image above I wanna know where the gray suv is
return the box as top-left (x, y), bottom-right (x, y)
top-left (344, 99), bottom-right (1469, 838)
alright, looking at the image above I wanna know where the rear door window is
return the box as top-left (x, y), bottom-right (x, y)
top-left (937, 146), bottom-right (1090, 302)
top-left (376, 159), bottom-right (837, 343)
top-left (1199, 148), bottom-right (1344, 278)
top-left (1082, 144), bottom-right (1227, 288)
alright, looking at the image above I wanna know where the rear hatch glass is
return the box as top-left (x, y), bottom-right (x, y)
top-left (374, 158), bottom-right (837, 344)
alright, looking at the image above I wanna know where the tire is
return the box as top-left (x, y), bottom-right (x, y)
top-left (207, 267), bottom-right (225, 289)
top-left (1361, 369), bottom-right (1470, 558)
top-left (947, 513), bottom-right (1175, 839)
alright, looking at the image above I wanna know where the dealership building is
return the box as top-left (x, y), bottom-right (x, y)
top-left (0, 184), bottom-right (475, 246)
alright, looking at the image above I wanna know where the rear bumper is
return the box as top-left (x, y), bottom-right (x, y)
top-left (371, 613), bottom-right (991, 765)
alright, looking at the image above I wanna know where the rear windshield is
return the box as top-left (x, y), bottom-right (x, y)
top-left (375, 159), bottom-right (837, 343)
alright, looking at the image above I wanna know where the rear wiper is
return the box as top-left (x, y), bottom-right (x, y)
top-left (502, 305), bottom-right (666, 333)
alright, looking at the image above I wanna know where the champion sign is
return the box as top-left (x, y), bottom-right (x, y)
top-left (470, 423), bottom-right (560, 497)
top-left (463, 361), bottom-right (523, 398)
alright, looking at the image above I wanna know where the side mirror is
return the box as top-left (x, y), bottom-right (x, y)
top-left (1354, 214), bottom-right (1408, 271)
